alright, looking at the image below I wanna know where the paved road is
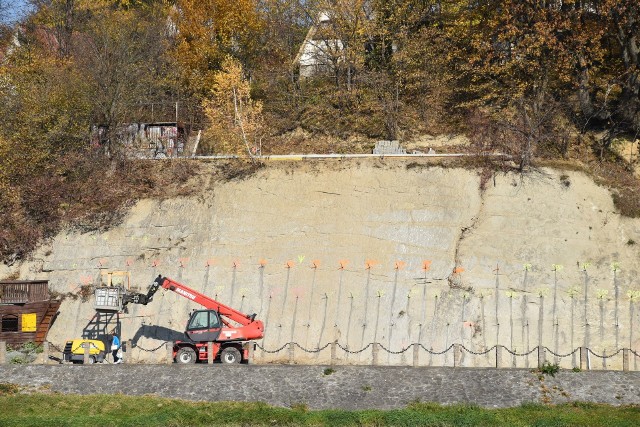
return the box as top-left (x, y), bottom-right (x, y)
top-left (1, 365), bottom-right (639, 409)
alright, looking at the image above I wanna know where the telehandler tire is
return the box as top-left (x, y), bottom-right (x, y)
top-left (176, 347), bottom-right (197, 364)
top-left (220, 347), bottom-right (241, 364)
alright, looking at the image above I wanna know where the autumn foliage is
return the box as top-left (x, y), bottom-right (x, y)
top-left (203, 57), bottom-right (265, 156)
top-left (1, 0), bottom-right (640, 262)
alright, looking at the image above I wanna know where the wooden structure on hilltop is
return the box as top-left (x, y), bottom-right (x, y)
top-left (0, 280), bottom-right (61, 346)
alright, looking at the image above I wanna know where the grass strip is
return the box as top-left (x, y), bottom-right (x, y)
top-left (1, 394), bottom-right (639, 426)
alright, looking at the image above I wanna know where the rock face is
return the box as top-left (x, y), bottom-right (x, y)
top-left (2, 161), bottom-right (640, 368)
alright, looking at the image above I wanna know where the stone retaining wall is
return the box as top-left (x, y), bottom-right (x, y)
top-left (1, 365), bottom-right (639, 409)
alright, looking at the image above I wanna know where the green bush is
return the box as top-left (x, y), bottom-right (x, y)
top-left (323, 368), bottom-right (336, 376)
top-left (9, 356), bottom-right (27, 365)
top-left (20, 342), bottom-right (43, 354)
top-left (539, 361), bottom-right (560, 377)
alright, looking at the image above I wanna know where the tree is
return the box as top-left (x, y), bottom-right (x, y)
top-left (256, 0), bottom-right (310, 81)
top-left (173, 0), bottom-right (263, 101)
top-left (71, 1), bottom-right (177, 154)
top-left (0, 44), bottom-right (92, 158)
top-left (365, 0), bottom-right (463, 138)
top-left (203, 56), bottom-right (265, 156)
top-left (605, 0), bottom-right (640, 130)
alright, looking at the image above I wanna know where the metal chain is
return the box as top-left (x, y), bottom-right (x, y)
top-left (46, 342), bottom-right (87, 353)
top-left (45, 341), bottom-right (129, 353)
top-left (378, 343), bottom-right (412, 354)
top-left (418, 344), bottom-right (455, 355)
top-left (502, 346), bottom-right (538, 356)
top-left (37, 341), bottom-right (640, 360)
top-left (48, 342), bottom-right (64, 353)
top-left (136, 342), bottom-right (169, 352)
top-left (337, 342), bottom-right (373, 354)
top-left (461, 345), bottom-right (497, 355)
top-left (587, 348), bottom-right (623, 359)
top-left (293, 342), bottom-right (332, 353)
top-left (256, 343), bottom-right (289, 354)
top-left (543, 347), bottom-right (580, 358)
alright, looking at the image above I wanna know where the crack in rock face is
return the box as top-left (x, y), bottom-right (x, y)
top-left (4, 164), bottom-right (640, 368)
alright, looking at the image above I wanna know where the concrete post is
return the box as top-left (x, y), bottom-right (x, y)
top-left (495, 345), bottom-right (502, 368)
top-left (246, 342), bottom-right (254, 363)
top-left (623, 348), bottom-right (629, 372)
top-left (537, 346), bottom-right (546, 368)
top-left (413, 343), bottom-right (420, 367)
top-left (42, 342), bottom-right (49, 364)
top-left (0, 341), bottom-right (6, 364)
top-left (330, 341), bottom-right (337, 365)
top-left (372, 343), bottom-right (379, 366)
top-left (166, 342), bottom-right (173, 364)
top-left (125, 340), bottom-right (131, 362)
top-left (580, 347), bottom-right (588, 371)
top-left (207, 342), bottom-right (214, 364)
top-left (83, 343), bottom-right (90, 364)
top-left (288, 342), bottom-right (295, 364)
top-left (453, 344), bottom-right (461, 367)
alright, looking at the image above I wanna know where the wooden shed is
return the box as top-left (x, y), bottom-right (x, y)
top-left (0, 280), bottom-right (61, 347)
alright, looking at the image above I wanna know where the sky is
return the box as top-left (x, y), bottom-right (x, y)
top-left (1, 0), bottom-right (31, 24)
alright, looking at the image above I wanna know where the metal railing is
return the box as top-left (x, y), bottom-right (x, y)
top-left (0, 281), bottom-right (49, 304)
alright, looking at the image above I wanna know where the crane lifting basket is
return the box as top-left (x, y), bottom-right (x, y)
top-left (93, 271), bottom-right (131, 312)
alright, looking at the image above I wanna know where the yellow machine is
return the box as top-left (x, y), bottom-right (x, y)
top-left (62, 339), bottom-right (106, 364)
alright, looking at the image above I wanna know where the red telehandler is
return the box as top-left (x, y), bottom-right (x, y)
top-left (123, 275), bottom-right (264, 364)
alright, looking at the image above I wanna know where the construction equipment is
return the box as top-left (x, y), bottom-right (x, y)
top-left (94, 271), bottom-right (131, 312)
top-left (124, 275), bottom-right (264, 364)
top-left (62, 339), bottom-right (106, 364)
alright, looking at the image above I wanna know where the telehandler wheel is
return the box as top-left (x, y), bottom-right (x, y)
top-left (220, 347), bottom-right (241, 364)
top-left (176, 347), bottom-right (197, 364)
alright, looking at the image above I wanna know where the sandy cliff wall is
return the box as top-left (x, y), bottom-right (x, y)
top-left (2, 161), bottom-right (639, 368)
